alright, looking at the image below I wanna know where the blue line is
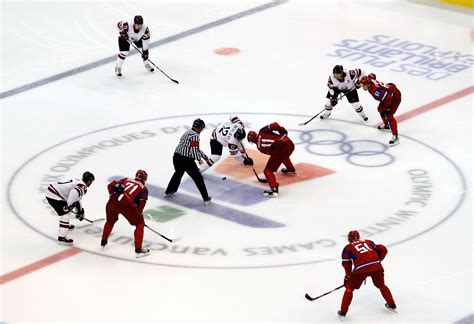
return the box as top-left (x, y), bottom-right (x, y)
top-left (0, 0), bottom-right (287, 99)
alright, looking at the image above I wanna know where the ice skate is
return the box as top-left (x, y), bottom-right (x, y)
top-left (385, 303), bottom-right (397, 313)
top-left (135, 248), bottom-right (150, 258)
top-left (320, 111), bottom-right (331, 120)
top-left (263, 188), bottom-right (279, 198)
top-left (337, 310), bottom-right (346, 321)
top-left (377, 123), bottom-right (390, 132)
top-left (389, 135), bottom-right (400, 146)
top-left (58, 236), bottom-right (73, 246)
top-left (281, 167), bottom-right (296, 174)
top-left (115, 65), bottom-right (123, 78)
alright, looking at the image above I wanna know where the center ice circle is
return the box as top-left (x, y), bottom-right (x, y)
top-left (7, 113), bottom-right (466, 269)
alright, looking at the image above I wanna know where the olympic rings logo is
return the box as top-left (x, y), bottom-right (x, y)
top-left (289, 129), bottom-right (395, 168)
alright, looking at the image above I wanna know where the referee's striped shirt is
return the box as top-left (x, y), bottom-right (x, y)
top-left (175, 129), bottom-right (206, 160)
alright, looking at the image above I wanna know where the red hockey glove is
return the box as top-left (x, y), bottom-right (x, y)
top-left (368, 73), bottom-right (376, 80)
top-left (76, 208), bottom-right (85, 221)
top-left (142, 49), bottom-right (149, 61)
top-left (330, 96), bottom-right (338, 107)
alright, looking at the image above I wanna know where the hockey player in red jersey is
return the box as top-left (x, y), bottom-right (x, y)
top-left (101, 170), bottom-right (150, 257)
top-left (115, 15), bottom-right (154, 78)
top-left (360, 74), bottom-right (402, 146)
top-left (337, 230), bottom-right (397, 320)
top-left (247, 122), bottom-right (295, 197)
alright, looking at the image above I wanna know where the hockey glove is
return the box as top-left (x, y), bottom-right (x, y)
top-left (76, 208), bottom-right (85, 221)
top-left (119, 32), bottom-right (129, 41)
top-left (243, 157), bottom-right (254, 166)
top-left (330, 96), bottom-right (338, 107)
top-left (368, 73), bottom-right (376, 80)
top-left (142, 49), bottom-right (149, 61)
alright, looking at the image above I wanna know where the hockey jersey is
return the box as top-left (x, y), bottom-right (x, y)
top-left (341, 239), bottom-right (388, 275)
top-left (255, 122), bottom-right (289, 155)
top-left (327, 68), bottom-right (364, 95)
top-left (108, 178), bottom-right (148, 213)
top-left (46, 179), bottom-right (88, 208)
top-left (117, 21), bottom-right (150, 50)
top-left (212, 115), bottom-right (246, 157)
top-left (367, 79), bottom-right (400, 109)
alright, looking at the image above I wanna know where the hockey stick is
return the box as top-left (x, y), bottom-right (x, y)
top-left (241, 147), bottom-right (268, 183)
top-left (145, 224), bottom-right (181, 243)
top-left (84, 217), bottom-right (105, 223)
top-left (298, 86), bottom-right (358, 126)
top-left (305, 285), bottom-right (344, 301)
top-left (128, 41), bottom-right (179, 84)
top-left (70, 210), bottom-right (104, 223)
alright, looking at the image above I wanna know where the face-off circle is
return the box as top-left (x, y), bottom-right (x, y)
top-left (7, 113), bottom-right (466, 269)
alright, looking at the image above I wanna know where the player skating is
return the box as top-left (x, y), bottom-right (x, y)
top-left (337, 230), bottom-right (397, 320)
top-left (246, 122), bottom-right (295, 197)
top-left (45, 171), bottom-right (95, 245)
top-left (101, 170), bottom-right (150, 258)
top-left (115, 15), bottom-right (154, 78)
top-left (199, 115), bottom-right (253, 173)
top-left (321, 65), bottom-right (368, 121)
top-left (360, 74), bottom-right (402, 146)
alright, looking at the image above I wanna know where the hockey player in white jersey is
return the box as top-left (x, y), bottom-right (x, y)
top-left (321, 65), bottom-right (368, 121)
top-left (115, 15), bottom-right (154, 78)
top-left (45, 171), bottom-right (95, 245)
top-left (200, 116), bottom-right (254, 173)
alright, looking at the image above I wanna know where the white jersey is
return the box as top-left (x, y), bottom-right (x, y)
top-left (212, 115), bottom-right (245, 156)
top-left (327, 68), bottom-right (364, 95)
top-left (117, 21), bottom-right (150, 50)
top-left (46, 179), bottom-right (88, 208)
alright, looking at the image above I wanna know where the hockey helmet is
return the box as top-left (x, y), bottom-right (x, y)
top-left (134, 15), bottom-right (144, 25)
top-left (135, 169), bottom-right (148, 183)
top-left (333, 65), bottom-right (344, 75)
top-left (82, 171), bottom-right (95, 185)
top-left (192, 118), bottom-right (206, 130)
top-left (234, 128), bottom-right (246, 141)
top-left (347, 230), bottom-right (360, 242)
top-left (247, 130), bottom-right (257, 143)
top-left (359, 75), bottom-right (372, 86)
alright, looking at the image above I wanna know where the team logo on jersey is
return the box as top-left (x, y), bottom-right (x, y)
top-left (7, 113), bottom-right (466, 269)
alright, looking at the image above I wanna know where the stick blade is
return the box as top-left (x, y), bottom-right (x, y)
top-left (305, 293), bottom-right (315, 301)
top-left (171, 79), bottom-right (179, 84)
top-left (170, 237), bottom-right (182, 243)
top-left (298, 122), bottom-right (306, 126)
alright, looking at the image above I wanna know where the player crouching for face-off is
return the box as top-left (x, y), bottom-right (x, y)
top-left (115, 15), bottom-right (153, 78)
top-left (321, 65), bottom-right (368, 121)
top-left (199, 115), bottom-right (253, 173)
top-left (360, 73), bottom-right (402, 146)
top-left (45, 171), bottom-right (95, 245)
top-left (101, 170), bottom-right (150, 258)
top-left (247, 122), bottom-right (295, 198)
top-left (337, 230), bottom-right (397, 320)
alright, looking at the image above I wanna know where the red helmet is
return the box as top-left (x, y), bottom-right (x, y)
top-left (247, 130), bottom-right (257, 143)
top-left (135, 169), bottom-right (148, 182)
top-left (359, 75), bottom-right (372, 86)
top-left (347, 230), bottom-right (360, 242)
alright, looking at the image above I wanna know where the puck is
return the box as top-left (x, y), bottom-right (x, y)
top-left (222, 177), bottom-right (227, 180)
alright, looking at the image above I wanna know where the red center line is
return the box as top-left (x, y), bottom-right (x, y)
top-left (372, 85), bottom-right (474, 127)
top-left (2, 85), bottom-right (473, 285)
top-left (0, 248), bottom-right (82, 285)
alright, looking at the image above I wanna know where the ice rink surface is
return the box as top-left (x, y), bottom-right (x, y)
top-left (1, 0), bottom-right (473, 322)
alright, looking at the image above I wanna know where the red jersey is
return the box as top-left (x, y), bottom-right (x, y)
top-left (341, 239), bottom-right (388, 275)
top-left (108, 178), bottom-right (148, 213)
top-left (255, 122), bottom-right (289, 155)
top-left (367, 79), bottom-right (400, 109)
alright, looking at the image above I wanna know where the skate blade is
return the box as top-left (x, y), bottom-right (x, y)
top-left (263, 193), bottom-right (279, 198)
top-left (338, 315), bottom-right (345, 321)
top-left (58, 241), bottom-right (73, 246)
top-left (135, 252), bottom-right (150, 258)
top-left (171, 237), bottom-right (182, 243)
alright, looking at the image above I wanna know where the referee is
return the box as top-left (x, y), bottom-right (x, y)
top-left (165, 118), bottom-right (211, 204)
